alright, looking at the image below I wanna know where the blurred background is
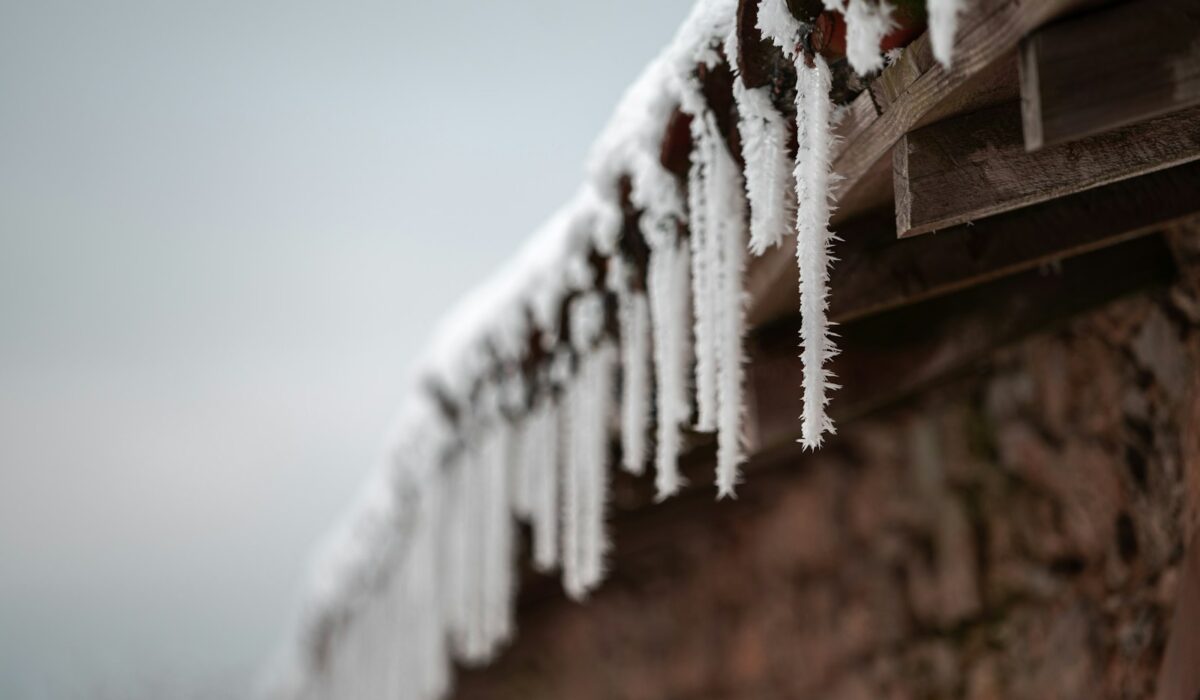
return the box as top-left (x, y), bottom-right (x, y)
top-left (0, 1), bottom-right (693, 696)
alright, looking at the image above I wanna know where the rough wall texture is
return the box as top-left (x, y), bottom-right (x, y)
top-left (451, 231), bottom-right (1200, 700)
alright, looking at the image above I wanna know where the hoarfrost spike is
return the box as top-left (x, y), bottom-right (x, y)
top-left (794, 54), bottom-right (841, 450)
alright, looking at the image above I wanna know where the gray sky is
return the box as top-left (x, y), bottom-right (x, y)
top-left (0, 1), bottom-right (693, 696)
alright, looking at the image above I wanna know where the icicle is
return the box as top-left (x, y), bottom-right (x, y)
top-left (580, 340), bottom-right (616, 591)
top-left (408, 477), bottom-right (449, 700)
top-left (794, 54), bottom-right (840, 450)
top-left (618, 289), bottom-right (652, 474)
top-left (648, 239), bottom-right (692, 499)
top-left (927, 0), bottom-right (964, 67)
top-left (835, 0), bottom-right (896, 76)
top-left (562, 293), bottom-right (615, 600)
top-left (530, 394), bottom-right (561, 571)
top-left (706, 114), bottom-right (749, 498)
top-left (686, 116), bottom-right (719, 433)
top-left (733, 78), bottom-right (797, 255)
top-left (480, 417), bottom-right (516, 655)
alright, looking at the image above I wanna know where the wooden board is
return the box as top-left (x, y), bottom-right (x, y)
top-left (1020, 0), bottom-right (1200, 151)
top-left (747, 0), bottom-right (1094, 326)
top-left (751, 160), bottom-right (1200, 327)
top-left (747, 233), bottom-right (1177, 455)
top-left (894, 102), bottom-right (1200, 238)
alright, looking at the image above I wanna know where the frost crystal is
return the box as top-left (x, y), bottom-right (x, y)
top-left (794, 54), bottom-right (840, 449)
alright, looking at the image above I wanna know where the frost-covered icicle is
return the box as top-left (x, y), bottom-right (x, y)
top-left (794, 54), bottom-right (840, 449)
top-left (529, 393), bottom-right (560, 571)
top-left (830, 0), bottom-right (895, 75)
top-left (706, 119), bottom-right (749, 498)
top-left (686, 117), bottom-right (719, 433)
top-left (648, 239), bottom-right (693, 498)
top-left (562, 292), bottom-right (613, 600)
top-left (617, 289), bottom-right (652, 474)
top-left (733, 78), bottom-right (797, 255)
top-left (441, 454), bottom-right (472, 660)
top-left (503, 371), bottom-right (535, 521)
top-left (581, 340), bottom-right (616, 590)
top-left (479, 416), bottom-right (516, 655)
top-left (408, 477), bottom-right (449, 700)
top-left (927, 0), bottom-right (964, 67)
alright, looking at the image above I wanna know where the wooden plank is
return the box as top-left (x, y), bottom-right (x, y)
top-left (1020, 0), bottom-right (1200, 151)
top-left (751, 160), bottom-right (1200, 328)
top-left (747, 0), bottom-right (1094, 326)
top-left (748, 234), bottom-right (1177, 454)
top-left (894, 102), bottom-right (1200, 238)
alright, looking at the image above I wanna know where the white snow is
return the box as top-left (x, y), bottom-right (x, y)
top-left (927, 0), bottom-right (964, 67)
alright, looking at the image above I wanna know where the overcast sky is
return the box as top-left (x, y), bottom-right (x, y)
top-left (0, 1), bottom-right (693, 696)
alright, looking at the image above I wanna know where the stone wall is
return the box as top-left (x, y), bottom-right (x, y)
top-left (451, 232), bottom-right (1200, 699)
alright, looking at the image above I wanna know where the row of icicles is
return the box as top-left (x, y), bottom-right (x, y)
top-left (273, 1), bottom-right (966, 698)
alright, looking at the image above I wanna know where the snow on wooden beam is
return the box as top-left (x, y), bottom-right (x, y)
top-left (1018, 0), bottom-right (1200, 152)
top-left (894, 102), bottom-right (1200, 238)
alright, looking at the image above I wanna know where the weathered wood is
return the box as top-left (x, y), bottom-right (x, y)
top-left (894, 102), bottom-right (1200, 238)
top-left (752, 161), bottom-right (1200, 327)
top-left (747, 0), bottom-right (1093, 325)
top-left (1019, 0), bottom-right (1200, 151)
top-left (748, 234), bottom-right (1176, 454)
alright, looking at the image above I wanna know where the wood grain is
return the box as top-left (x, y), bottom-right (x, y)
top-left (894, 102), bottom-right (1200, 238)
top-left (1020, 0), bottom-right (1200, 151)
top-left (747, 0), bottom-right (1094, 326)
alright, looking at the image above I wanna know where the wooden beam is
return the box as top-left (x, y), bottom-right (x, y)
top-left (894, 102), bottom-right (1200, 238)
top-left (1020, 0), bottom-right (1200, 151)
top-left (751, 160), bottom-right (1200, 327)
top-left (747, 0), bottom-right (1094, 326)
top-left (748, 234), bottom-right (1177, 454)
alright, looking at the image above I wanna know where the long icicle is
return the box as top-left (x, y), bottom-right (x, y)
top-left (618, 289), bottom-right (652, 475)
top-left (649, 238), bottom-right (692, 499)
top-left (530, 392), bottom-right (560, 571)
top-left (706, 110), bottom-right (749, 498)
top-left (579, 340), bottom-right (616, 592)
top-left (687, 110), bottom-right (719, 432)
top-left (794, 54), bottom-right (840, 450)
